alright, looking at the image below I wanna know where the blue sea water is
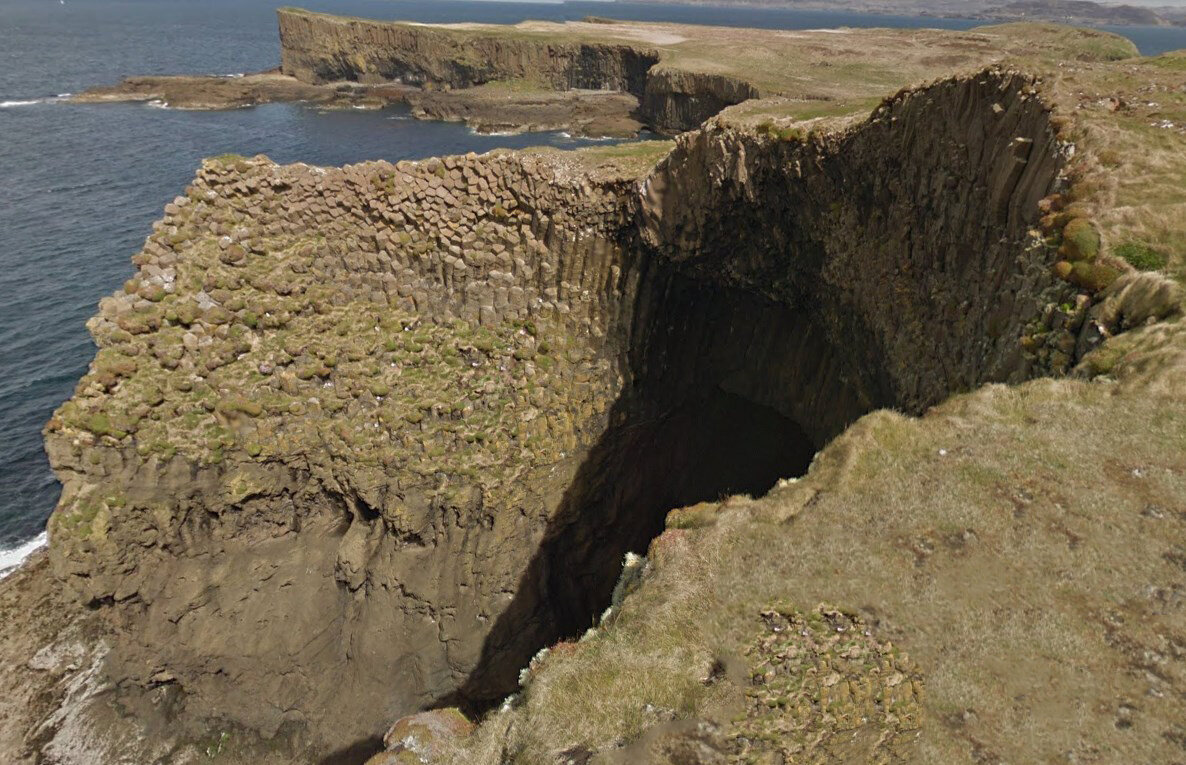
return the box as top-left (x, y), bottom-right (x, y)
top-left (0, 0), bottom-right (1183, 568)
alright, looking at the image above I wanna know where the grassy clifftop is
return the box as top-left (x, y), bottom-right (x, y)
top-left (276, 7), bottom-right (1144, 136)
top-left (277, 8), bottom-right (1139, 108)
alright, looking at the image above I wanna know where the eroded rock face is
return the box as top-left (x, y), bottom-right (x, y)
top-left (42, 69), bottom-right (1090, 757)
top-left (278, 9), bottom-right (658, 94)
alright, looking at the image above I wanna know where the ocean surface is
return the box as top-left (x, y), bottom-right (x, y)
top-left (1, 0), bottom-right (1183, 574)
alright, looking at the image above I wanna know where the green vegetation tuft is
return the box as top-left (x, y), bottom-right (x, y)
top-left (1113, 241), bottom-right (1167, 271)
top-left (1059, 218), bottom-right (1100, 261)
top-left (1069, 259), bottom-right (1121, 291)
top-left (756, 120), bottom-right (807, 142)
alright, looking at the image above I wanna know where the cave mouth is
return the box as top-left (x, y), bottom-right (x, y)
top-left (450, 268), bottom-right (829, 712)
top-left (451, 381), bottom-right (819, 712)
top-left (534, 264), bottom-right (829, 650)
top-left (542, 384), bottom-right (819, 640)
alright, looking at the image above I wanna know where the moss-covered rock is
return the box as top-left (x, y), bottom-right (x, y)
top-left (1059, 217), bottom-right (1100, 261)
top-left (1069, 259), bottom-right (1121, 292)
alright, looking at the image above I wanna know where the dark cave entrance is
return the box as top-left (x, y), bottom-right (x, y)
top-left (537, 264), bottom-right (827, 643)
top-left (540, 384), bottom-right (817, 638)
top-left (449, 267), bottom-right (826, 710)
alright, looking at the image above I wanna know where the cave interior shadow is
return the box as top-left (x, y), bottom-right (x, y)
top-left (431, 261), bottom-right (828, 719)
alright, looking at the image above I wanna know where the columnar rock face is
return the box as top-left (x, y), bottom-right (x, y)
top-left (640, 69), bottom-right (760, 136)
top-left (640, 70), bottom-right (1069, 440)
top-left (46, 149), bottom-right (640, 747)
top-left (44, 69), bottom-right (1086, 756)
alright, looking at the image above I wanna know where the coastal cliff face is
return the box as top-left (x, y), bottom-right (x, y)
top-left (45, 149), bottom-right (640, 749)
top-left (278, 10), bottom-right (658, 94)
top-left (640, 69), bottom-right (760, 136)
top-left (38, 69), bottom-right (1106, 758)
top-left (276, 9), bottom-right (759, 135)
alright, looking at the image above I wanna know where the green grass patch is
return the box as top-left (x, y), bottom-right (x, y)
top-left (1113, 241), bottom-right (1168, 271)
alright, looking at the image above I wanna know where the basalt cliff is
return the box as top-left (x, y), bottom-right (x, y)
top-left (5, 17), bottom-right (1186, 765)
top-left (73, 9), bottom-right (761, 135)
top-left (275, 8), bottom-right (758, 135)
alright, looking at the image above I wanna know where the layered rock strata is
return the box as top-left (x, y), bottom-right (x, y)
top-left (41, 68), bottom-right (1103, 757)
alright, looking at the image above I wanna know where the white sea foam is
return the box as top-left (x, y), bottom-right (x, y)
top-left (470, 127), bottom-right (521, 137)
top-left (0, 531), bottom-right (48, 580)
top-left (2, 95), bottom-right (73, 107)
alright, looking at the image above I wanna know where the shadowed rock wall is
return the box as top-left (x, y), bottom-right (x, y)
top-left (641, 69), bottom-right (760, 136)
top-left (43, 69), bottom-right (1077, 757)
top-left (641, 70), bottom-right (1067, 438)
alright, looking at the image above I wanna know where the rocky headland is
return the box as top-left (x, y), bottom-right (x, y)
top-left (6, 13), bottom-right (1186, 765)
top-left (70, 69), bottom-right (415, 111)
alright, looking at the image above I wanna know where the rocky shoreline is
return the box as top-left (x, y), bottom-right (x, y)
top-left (406, 86), bottom-right (644, 138)
top-left (70, 12), bottom-right (762, 138)
top-left (68, 70), bottom-right (646, 139)
top-left (68, 70), bottom-right (412, 111)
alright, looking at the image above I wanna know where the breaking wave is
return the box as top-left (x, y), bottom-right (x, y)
top-left (0, 531), bottom-right (48, 580)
